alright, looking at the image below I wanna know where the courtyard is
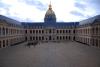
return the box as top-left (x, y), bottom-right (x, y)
top-left (0, 41), bottom-right (100, 67)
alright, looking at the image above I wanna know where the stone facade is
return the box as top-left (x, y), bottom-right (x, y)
top-left (0, 15), bottom-right (25, 48)
top-left (24, 27), bottom-right (75, 42)
top-left (75, 16), bottom-right (100, 48)
top-left (0, 4), bottom-right (100, 49)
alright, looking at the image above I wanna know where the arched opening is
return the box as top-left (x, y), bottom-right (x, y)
top-left (3, 40), bottom-right (5, 47)
top-left (49, 36), bottom-right (51, 40)
top-left (33, 37), bottom-right (35, 40)
top-left (0, 41), bottom-right (1, 48)
top-left (57, 36), bottom-right (59, 40)
top-left (96, 39), bottom-right (98, 47)
top-left (6, 40), bottom-right (8, 46)
top-left (73, 36), bottom-right (75, 41)
top-left (25, 37), bottom-right (27, 41)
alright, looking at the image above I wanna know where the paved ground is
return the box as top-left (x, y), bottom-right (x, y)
top-left (0, 41), bottom-right (100, 67)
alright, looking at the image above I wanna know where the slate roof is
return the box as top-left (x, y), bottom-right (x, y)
top-left (0, 15), bottom-right (79, 28)
top-left (0, 15), bottom-right (21, 26)
top-left (21, 22), bottom-right (44, 28)
top-left (22, 22), bottom-right (79, 29)
top-left (80, 15), bottom-right (100, 25)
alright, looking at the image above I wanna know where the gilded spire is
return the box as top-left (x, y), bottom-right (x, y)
top-left (49, 1), bottom-right (52, 10)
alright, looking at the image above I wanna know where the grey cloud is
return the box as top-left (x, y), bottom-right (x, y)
top-left (85, 0), bottom-right (100, 16)
top-left (74, 2), bottom-right (86, 11)
top-left (70, 11), bottom-right (84, 17)
top-left (74, 0), bottom-right (100, 17)
top-left (20, 0), bottom-right (47, 11)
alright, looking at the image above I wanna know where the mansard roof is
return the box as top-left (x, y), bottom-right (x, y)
top-left (0, 15), bottom-right (22, 26)
top-left (21, 22), bottom-right (44, 28)
top-left (22, 22), bottom-right (79, 29)
top-left (80, 15), bottom-right (100, 25)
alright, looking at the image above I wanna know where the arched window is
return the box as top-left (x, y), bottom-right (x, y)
top-left (30, 37), bottom-right (32, 41)
top-left (69, 30), bottom-right (70, 33)
top-left (39, 36), bottom-right (41, 40)
top-left (33, 30), bottom-right (35, 34)
top-left (30, 30), bottom-right (32, 34)
top-left (63, 30), bottom-right (65, 33)
top-left (36, 30), bottom-right (38, 34)
top-left (69, 36), bottom-right (70, 40)
top-left (66, 30), bottom-right (67, 33)
top-left (57, 36), bottom-right (59, 40)
top-left (39, 30), bottom-right (41, 34)
top-left (42, 30), bottom-right (44, 34)
top-left (33, 37), bottom-right (35, 40)
top-left (49, 29), bottom-right (51, 33)
top-left (60, 30), bottom-right (62, 33)
top-left (66, 36), bottom-right (67, 40)
top-left (3, 40), bottom-right (5, 47)
top-left (63, 36), bottom-right (65, 40)
top-left (0, 41), bottom-right (1, 48)
top-left (73, 30), bottom-right (75, 34)
top-left (25, 30), bottom-right (27, 34)
top-left (42, 36), bottom-right (44, 40)
top-left (36, 36), bottom-right (38, 40)
top-left (25, 37), bottom-right (27, 41)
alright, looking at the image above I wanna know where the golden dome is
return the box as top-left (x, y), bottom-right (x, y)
top-left (44, 3), bottom-right (56, 22)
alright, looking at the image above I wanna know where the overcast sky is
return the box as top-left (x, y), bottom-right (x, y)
top-left (0, 0), bottom-right (100, 22)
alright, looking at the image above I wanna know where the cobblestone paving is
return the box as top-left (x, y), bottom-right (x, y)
top-left (0, 41), bottom-right (100, 67)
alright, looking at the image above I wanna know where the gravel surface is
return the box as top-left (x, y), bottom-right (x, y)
top-left (0, 41), bottom-right (100, 67)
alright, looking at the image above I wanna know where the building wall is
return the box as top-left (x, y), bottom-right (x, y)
top-left (0, 15), bottom-right (100, 49)
top-left (0, 20), bottom-right (25, 48)
top-left (24, 27), bottom-right (75, 42)
top-left (75, 22), bottom-right (100, 48)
